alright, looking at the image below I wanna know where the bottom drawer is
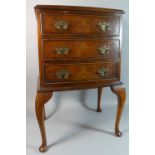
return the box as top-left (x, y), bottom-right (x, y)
top-left (44, 62), bottom-right (119, 83)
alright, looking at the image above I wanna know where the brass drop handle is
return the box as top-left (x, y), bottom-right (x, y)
top-left (97, 67), bottom-right (108, 77)
top-left (56, 70), bottom-right (69, 79)
top-left (97, 22), bottom-right (110, 32)
top-left (56, 47), bottom-right (69, 55)
top-left (98, 46), bottom-right (110, 55)
top-left (54, 20), bottom-right (69, 30)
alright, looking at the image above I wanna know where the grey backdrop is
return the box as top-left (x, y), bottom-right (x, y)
top-left (27, 1), bottom-right (128, 154)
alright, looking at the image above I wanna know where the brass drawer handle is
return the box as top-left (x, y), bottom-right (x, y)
top-left (97, 67), bottom-right (108, 77)
top-left (97, 22), bottom-right (110, 32)
top-left (56, 70), bottom-right (69, 79)
top-left (98, 46), bottom-right (110, 55)
top-left (56, 47), bottom-right (69, 55)
top-left (54, 20), bottom-right (69, 30)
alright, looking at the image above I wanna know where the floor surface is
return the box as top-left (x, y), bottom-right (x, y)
top-left (26, 90), bottom-right (129, 155)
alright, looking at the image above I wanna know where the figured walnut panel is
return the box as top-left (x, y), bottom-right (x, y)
top-left (42, 39), bottom-right (120, 60)
top-left (44, 62), bottom-right (119, 83)
top-left (41, 13), bottom-right (120, 35)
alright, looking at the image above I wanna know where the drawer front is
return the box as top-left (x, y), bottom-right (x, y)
top-left (41, 13), bottom-right (120, 35)
top-left (43, 39), bottom-right (119, 60)
top-left (44, 62), bottom-right (119, 83)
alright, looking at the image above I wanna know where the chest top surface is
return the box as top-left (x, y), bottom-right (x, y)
top-left (34, 5), bottom-right (124, 14)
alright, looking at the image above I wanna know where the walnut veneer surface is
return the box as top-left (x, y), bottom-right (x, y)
top-left (34, 5), bottom-right (126, 152)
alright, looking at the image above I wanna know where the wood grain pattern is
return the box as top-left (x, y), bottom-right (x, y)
top-left (35, 92), bottom-right (53, 152)
top-left (97, 87), bottom-right (103, 112)
top-left (110, 82), bottom-right (126, 137)
top-left (44, 62), bottom-right (119, 83)
top-left (35, 5), bottom-right (125, 14)
top-left (37, 76), bottom-right (119, 91)
top-left (34, 5), bottom-right (126, 152)
top-left (35, 6), bottom-right (123, 89)
top-left (41, 13), bottom-right (120, 35)
top-left (42, 39), bottom-right (119, 61)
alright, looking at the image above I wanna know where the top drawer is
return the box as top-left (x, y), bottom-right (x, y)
top-left (41, 13), bottom-right (120, 35)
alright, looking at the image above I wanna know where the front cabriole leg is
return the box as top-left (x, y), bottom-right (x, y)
top-left (35, 92), bottom-right (53, 152)
top-left (110, 82), bottom-right (126, 137)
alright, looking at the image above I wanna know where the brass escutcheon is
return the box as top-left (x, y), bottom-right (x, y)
top-left (97, 67), bottom-right (108, 77)
top-left (98, 22), bottom-right (110, 32)
top-left (55, 47), bottom-right (69, 55)
top-left (56, 70), bottom-right (69, 79)
top-left (98, 46), bottom-right (110, 55)
top-left (54, 20), bottom-right (69, 30)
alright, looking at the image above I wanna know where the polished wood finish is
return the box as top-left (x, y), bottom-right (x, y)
top-left (34, 5), bottom-right (126, 152)
top-left (43, 107), bottom-right (46, 120)
top-left (44, 62), bottom-right (118, 83)
top-left (41, 13), bottom-right (120, 35)
top-left (97, 87), bottom-right (103, 112)
top-left (43, 39), bottom-right (119, 61)
top-left (110, 82), bottom-right (126, 137)
top-left (35, 92), bottom-right (53, 152)
top-left (35, 5), bottom-right (125, 14)
top-left (35, 5), bottom-right (124, 88)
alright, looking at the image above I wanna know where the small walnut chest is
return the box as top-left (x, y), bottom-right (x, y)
top-left (34, 5), bottom-right (126, 152)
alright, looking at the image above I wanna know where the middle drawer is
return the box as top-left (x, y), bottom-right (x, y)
top-left (42, 39), bottom-right (120, 61)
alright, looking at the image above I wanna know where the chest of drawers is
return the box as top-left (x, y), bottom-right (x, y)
top-left (34, 5), bottom-right (126, 152)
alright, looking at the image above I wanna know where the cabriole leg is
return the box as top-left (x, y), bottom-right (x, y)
top-left (110, 82), bottom-right (126, 137)
top-left (35, 92), bottom-right (53, 152)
